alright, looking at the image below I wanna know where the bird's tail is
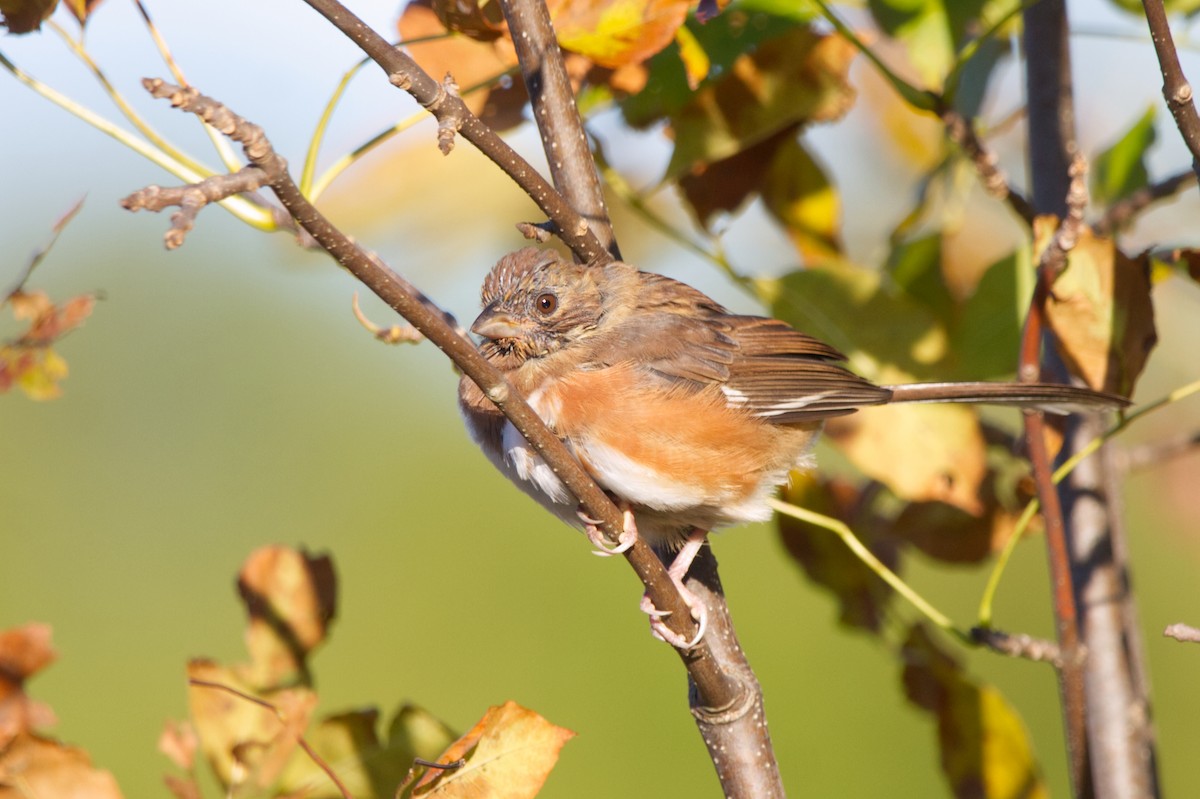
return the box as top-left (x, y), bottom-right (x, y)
top-left (882, 382), bottom-right (1129, 415)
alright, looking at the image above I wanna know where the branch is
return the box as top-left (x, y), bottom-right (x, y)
top-left (498, 0), bottom-right (619, 259)
top-left (1163, 623), bottom-right (1200, 643)
top-left (1095, 170), bottom-right (1197, 235)
top-left (1020, 2), bottom-right (1091, 781)
top-left (970, 628), bottom-right (1072, 667)
top-left (297, 0), bottom-right (609, 264)
top-left (1141, 0), bottom-right (1200, 180)
top-left (940, 106), bottom-right (1036, 225)
top-left (119, 77), bottom-right (751, 746)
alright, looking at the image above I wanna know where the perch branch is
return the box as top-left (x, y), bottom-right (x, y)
top-left (121, 78), bottom-right (746, 719)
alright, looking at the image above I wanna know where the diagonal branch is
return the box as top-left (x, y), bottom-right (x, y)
top-left (940, 105), bottom-right (1036, 225)
top-left (119, 76), bottom-right (750, 730)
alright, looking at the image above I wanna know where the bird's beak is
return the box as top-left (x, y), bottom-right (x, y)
top-left (471, 304), bottom-right (524, 341)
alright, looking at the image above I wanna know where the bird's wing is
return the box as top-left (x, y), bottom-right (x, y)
top-left (587, 275), bottom-right (891, 423)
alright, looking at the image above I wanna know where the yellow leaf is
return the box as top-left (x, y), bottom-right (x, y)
top-left (826, 402), bottom-right (987, 514)
top-left (674, 23), bottom-right (709, 89)
top-left (411, 701), bottom-right (574, 798)
top-left (15, 347), bottom-right (68, 401)
top-left (550, 0), bottom-right (690, 69)
top-left (1037, 222), bottom-right (1157, 395)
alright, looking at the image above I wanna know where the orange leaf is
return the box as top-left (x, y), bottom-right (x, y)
top-left (236, 546), bottom-right (336, 687)
top-left (399, 2), bottom-right (526, 128)
top-left (0, 733), bottom-right (124, 798)
top-left (548, 0), bottom-right (691, 69)
top-left (411, 701), bottom-right (574, 798)
top-left (0, 623), bottom-right (58, 747)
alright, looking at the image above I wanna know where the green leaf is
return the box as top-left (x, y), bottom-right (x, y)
top-left (947, 249), bottom-right (1027, 381)
top-left (1092, 105), bottom-right (1157, 206)
top-left (664, 24), bottom-right (857, 178)
top-left (762, 136), bottom-right (843, 261)
top-left (767, 265), bottom-right (948, 380)
top-left (619, 10), bottom-right (798, 129)
top-left (886, 233), bottom-right (953, 323)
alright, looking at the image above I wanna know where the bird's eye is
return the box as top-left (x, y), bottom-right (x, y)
top-left (535, 292), bottom-right (558, 314)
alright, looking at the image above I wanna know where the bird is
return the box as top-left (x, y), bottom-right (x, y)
top-left (457, 247), bottom-right (1128, 647)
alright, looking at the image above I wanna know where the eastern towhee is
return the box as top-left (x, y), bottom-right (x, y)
top-left (458, 248), bottom-right (1127, 646)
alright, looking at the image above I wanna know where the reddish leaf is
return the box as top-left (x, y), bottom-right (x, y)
top-left (679, 125), bottom-right (798, 228)
top-left (409, 701), bottom-right (574, 798)
top-left (0, 623), bottom-right (58, 747)
top-left (157, 720), bottom-right (198, 771)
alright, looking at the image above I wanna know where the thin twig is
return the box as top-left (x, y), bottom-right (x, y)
top-left (1095, 170), bottom-right (1197, 234)
top-left (1163, 623), bottom-right (1200, 643)
top-left (971, 627), bottom-right (1071, 667)
top-left (188, 678), bottom-right (352, 799)
top-left (940, 105), bottom-right (1036, 225)
top-left (1119, 430), bottom-right (1200, 471)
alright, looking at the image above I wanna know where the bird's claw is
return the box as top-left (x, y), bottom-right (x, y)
top-left (642, 529), bottom-right (709, 650)
top-left (580, 506), bottom-right (638, 556)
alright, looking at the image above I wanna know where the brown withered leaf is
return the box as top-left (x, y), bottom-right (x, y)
top-left (891, 464), bottom-right (1034, 565)
top-left (667, 25), bottom-right (856, 179)
top-left (1, 291), bottom-right (95, 401)
top-left (236, 546), bottom-right (336, 688)
top-left (1037, 220), bottom-right (1157, 396)
top-left (679, 125), bottom-right (798, 228)
top-left (0, 733), bottom-right (124, 799)
top-left (901, 625), bottom-right (1048, 799)
top-left (826, 402), bottom-right (989, 515)
top-left (0, 0), bottom-right (56, 33)
top-left (548, 0), bottom-right (691, 69)
top-left (399, 2), bottom-right (527, 130)
top-left (187, 660), bottom-right (317, 792)
top-left (407, 701), bottom-right (574, 798)
top-left (0, 623), bottom-right (58, 748)
top-left (778, 474), bottom-right (899, 632)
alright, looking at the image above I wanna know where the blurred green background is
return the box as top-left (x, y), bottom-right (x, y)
top-left (3, 1), bottom-right (1200, 797)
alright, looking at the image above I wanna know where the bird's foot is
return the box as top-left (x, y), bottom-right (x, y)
top-left (642, 529), bottom-right (708, 650)
top-left (579, 505), bottom-right (638, 556)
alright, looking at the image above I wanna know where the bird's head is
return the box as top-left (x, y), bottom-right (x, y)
top-left (472, 248), bottom-right (609, 360)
